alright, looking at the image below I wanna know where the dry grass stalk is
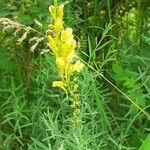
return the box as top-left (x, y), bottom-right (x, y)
top-left (0, 17), bottom-right (45, 53)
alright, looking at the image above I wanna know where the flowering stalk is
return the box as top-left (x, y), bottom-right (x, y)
top-left (48, 3), bottom-right (84, 125)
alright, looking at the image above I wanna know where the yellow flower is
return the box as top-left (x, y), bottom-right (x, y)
top-left (56, 57), bottom-right (65, 71)
top-left (48, 35), bottom-right (57, 53)
top-left (49, 4), bottom-right (64, 34)
top-left (67, 60), bottom-right (84, 77)
top-left (52, 81), bottom-right (68, 95)
top-left (73, 60), bottom-right (84, 72)
top-left (61, 28), bottom-right (76, 56)
top-left (67, 64), bottom-right (75, 77)
top-left (66, 50), bottom-right (75, 63)
top-left (57, 4), bottom-right (64, 19)
top-left (62, 44), bottom-right (76, 59)
top-left (52, 81), bottom-right (64, 88)
top-left (61, 28), bottom-right (73, 42)
top-left (61, 39), bottom-right (76, 61)
top-left (71, 118), bottom-right (81, 126)
top-left (49, 5), bottom-right (56, 19)
top-left (48, 24), bottom-right (53, 29)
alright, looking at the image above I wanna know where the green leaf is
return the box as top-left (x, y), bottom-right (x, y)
top-left (31, 137), bottom-right (48, 150)
top-left (139, 134), bottom-right (150, 150)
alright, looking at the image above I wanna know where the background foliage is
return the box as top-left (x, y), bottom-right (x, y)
top-left (0, 0), bottom-right (150, 149)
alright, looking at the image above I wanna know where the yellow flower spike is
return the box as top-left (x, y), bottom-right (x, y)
top-left (48, 3), bottom-right (84, 125)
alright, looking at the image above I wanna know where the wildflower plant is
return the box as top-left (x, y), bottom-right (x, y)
top-left (48, 2), bottom-right (84, 125)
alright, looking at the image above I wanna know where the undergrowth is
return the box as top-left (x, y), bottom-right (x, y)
top-left (0, 0), bottom-right (150, 149)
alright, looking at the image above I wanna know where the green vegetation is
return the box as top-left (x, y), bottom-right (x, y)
top-left (0, 0), bottom-right (150, 149)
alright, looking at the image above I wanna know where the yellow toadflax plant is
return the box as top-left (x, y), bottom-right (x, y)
top-left (48, 2), bottom-right (84, 125)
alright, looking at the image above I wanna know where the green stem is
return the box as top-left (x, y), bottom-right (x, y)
top-left (54, 0), bottom-right (58, 6)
